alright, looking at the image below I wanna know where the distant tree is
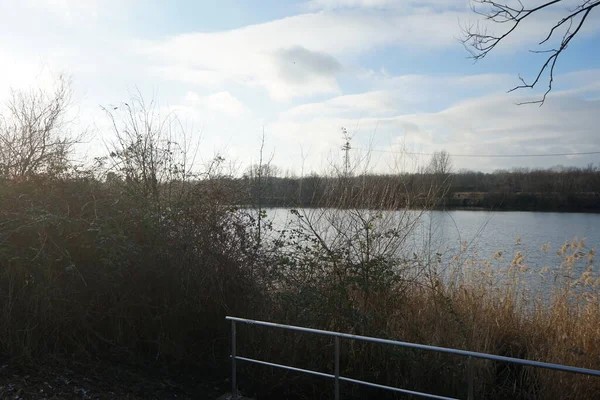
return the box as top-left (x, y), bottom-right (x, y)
top-left (463, 0), bottom-right (600, 104)
top-left (245, 164), bottom-right (279, 181)
top-left (0, 75), bottom-right (78, 178)
top-left (426, 150), bottom-right (453, 202)
top-left (427, 150), bottom-right (452, 176)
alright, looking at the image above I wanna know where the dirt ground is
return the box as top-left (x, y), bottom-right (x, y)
top-left (0, 358), bottom-right (228, 400)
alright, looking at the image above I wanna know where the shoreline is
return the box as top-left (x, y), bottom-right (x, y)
top-left (239, 204), bottom-right (600, 214)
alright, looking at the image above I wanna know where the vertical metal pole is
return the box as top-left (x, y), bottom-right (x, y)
top-left (467, 356), bottom-right (474, 400)
top-left (334, 336), bottom-right (340, 400)
top-left (231, 320), bottom-right (237, 400)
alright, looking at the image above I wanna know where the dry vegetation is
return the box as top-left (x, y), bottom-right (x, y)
top-left (0, 79), bottom-right (598, 399)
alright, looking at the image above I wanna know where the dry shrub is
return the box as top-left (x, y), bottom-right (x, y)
top-left (0, 90), bottom-right (269, 374)
top-left (0, 174), bottom-right (267, 370)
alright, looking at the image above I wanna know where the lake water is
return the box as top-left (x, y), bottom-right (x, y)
top-left (414, 210), bottom-right (599, 264)
top-left (263, 208), bottom-right (600, 294)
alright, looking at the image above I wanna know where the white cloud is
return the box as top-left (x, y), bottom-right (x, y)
top-left (135, 1), bottom-right (598, 103)
top-left (32, 0), bottom-right (100, 22)
top-left (185, 91), bottom-right (249, 117)
top-left (150, 66), bottom-right (228, 87)
top-left (0, 51), bottom-right (67, 101)
top-left (3, 0), bottom-right (128, 26)
top-left (136, 10), bottom-right (470, 101)
top-left (281, 90), bottom-right (397, 119)
top-left (307, 0), bottom-right (468, 11)
top-left (267, 71), bottom-right (600, 173)
top-left (425, 91), bottom-right (600, 170)
top-left (273, 46), bottom-right (342, 84)
top-left (280, 72), bottom-right (515, 120)
top-left (140, 11), bottom-right (463, 57)
top-left (307, 0), bottom-right (396, 9)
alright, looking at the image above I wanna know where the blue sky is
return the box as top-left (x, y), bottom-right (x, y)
top-left (0, 0), bottom-right (599, 174)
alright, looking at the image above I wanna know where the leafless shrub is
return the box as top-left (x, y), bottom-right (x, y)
top-left (0, 75), bottom-right (80, 178)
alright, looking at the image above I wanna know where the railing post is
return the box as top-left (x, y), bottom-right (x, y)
top-left (334, 335), bottom-right (340, 400)
top-left (467, 355), bottom-right (474, 400)
top-left (231, 320), bottom-right (238, 400)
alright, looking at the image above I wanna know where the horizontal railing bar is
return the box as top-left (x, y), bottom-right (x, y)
top-left (235, 356), bottom-right (335, 379)
top-left (234, 356), bottom-right (458, 400)
top-left (339, 376), bottom-right (459, 400)
top-left (226, 316), bottom-right (600, 377)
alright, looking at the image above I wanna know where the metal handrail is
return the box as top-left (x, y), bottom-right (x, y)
top-left (226, 316), bottom-right (600, 399)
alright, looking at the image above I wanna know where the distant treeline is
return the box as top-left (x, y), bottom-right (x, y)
top-left (236, 165), bottom-right (600, 212)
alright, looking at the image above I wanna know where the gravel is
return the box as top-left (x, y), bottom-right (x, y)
top-left (0, 359), bottom-right (227, 400)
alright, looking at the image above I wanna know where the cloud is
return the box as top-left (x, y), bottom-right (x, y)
top-left (140, 11), bottom-right (463, 57)
top-left (8, 0), bottom-right (129, 26)
top-left (281, 72), bottom-right (515, 120)
top-left (267, 71), bottom-right (600, 172)
top-left (307, 0), bottom-right (397, 9)
top-left (149, 66), bottom-right (228, 87)
top-left (185, 91), bottom-right (249, 117)
top-left (140, 13), bottom-right (373, 100)
top-left (307, 0), bottom-right (470, 11)
top-left (34, 0), bottom-right (100, 21)
top-left (423, 91), bottom-right (600, 170)
top-left (136, 1), bottom-right (598, 103)
top-left (136, 9), bottom-right (471, 101)
top-left (273, 46), bottom-right (342, 85)
top-left (0, 51), bottom-right (68, 101)
top-left (281, 90), bottom-right (397, 120)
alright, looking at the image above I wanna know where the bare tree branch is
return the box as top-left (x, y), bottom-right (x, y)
top-left (0, 75), bottom-right (80, 178)
top-left (101, 91), bottom-right (198, 202)
top-left (462, 0), bottom-right (600, 105)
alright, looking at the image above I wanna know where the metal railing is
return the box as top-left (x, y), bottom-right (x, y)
top-left (226, 316), bottom-right (600, 400)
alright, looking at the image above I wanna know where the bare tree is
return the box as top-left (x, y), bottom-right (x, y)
top-left (428, 150), bottom-right (452, 176)
top-left (463, 0), bottom-right (600, 105)
top-left (0, 75), bottom-right (78, 178)
top-left (427, 150), bottom-right (454, 203)
top-left (245, 130), bottom-right (276, 249)
top-left (101, 91), bottom-right (198, 202)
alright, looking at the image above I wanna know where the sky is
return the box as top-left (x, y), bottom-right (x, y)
top-left (0, 0), bottom-right (599, 174)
